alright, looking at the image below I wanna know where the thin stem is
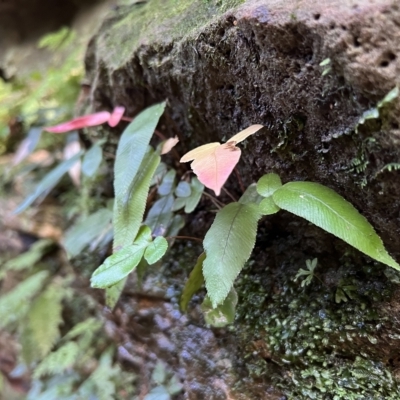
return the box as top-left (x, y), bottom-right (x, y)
top-left (202, 192), bottom-right (224, 209)
top-left (234, 167), bottom-right (245, 193)
top-left (222, 187), bottom-right (238, 202)
top-left (121, 116), bottom-right (133, 122)
top-left (167, 235), bottom-right (203, 242)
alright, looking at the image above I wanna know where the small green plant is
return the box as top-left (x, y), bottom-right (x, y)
top-left (294, 258), bottom-right (319, 287)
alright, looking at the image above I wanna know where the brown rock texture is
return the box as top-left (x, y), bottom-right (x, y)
top-left (82, 0), bottom-right (400, 398)
top-left (87, 0), bottom-right (400, 257)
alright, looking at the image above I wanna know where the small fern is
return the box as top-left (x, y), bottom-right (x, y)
top-left (33, 341), bottom-right (80, 378)
top-left (0, 271), bottom-right (49, 328)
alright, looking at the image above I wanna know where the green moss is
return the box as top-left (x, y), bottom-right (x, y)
top-left (97, 0), bottom-right (245, 70)
top-left (235, 256), bottom-right (400, 399)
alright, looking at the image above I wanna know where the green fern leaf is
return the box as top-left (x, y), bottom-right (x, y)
top-left (33, 341), bottom-right (80, 378)
top-left (63, 208), bottom-right (112, 258)
top-left (114, 148), bottom-right (160, 249)
top-left (25, 283), bottom-right (64, 361)
top-left (0, 271), bottom-right (49, 328)
top-left (114, 102), bottom-right (165, 202)
top-left (180, 252), bottom-right (205, 312)
top-left (273, 182), bottom-right (400, 270)
top-left (14, 151), bottom-right (83, 214)
top-left (203, 202), bottom-right (261, 307)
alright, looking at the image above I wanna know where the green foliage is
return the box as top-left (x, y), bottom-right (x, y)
top-left (180, 252), bottom-right (205, 311)
top-left (0, 271), bottom-right (49, 328)
top-left (294, 258), bottom-right (318, 287)
top-left (256, 172), bottom-right (282, 197)
top-left (114, 102), bottom-right (165, 201)
top-left (272, 181), bottom-right (400, 270)
top-left (33, 342), bottom-right (80, 378)
top-left (81, 140), bottom-right (105, 178)
top-left (144, 361), bottom-right (183, 400)
top-left (1, 239), bottom-right (53, 276)
top-left (14, 151), bottom-right (84, 214)
top-left (92, 226), bottom-right (153, 288)
top-left (114, 147), bottom-right (161, 248)
top-left (63, 208), bottom-right (113, 258)
top-left (356, 86), bottom-right (398, 133)
top-left (22, 282), bottom-right (64, 362)
top-left (236, 260), bottom-right (400, 399)
top-left (319, 58), bottom-right (331, 76)
top-left (203, 202), bottom-right (261, 307)
top-left (201, 288), bottom-right (238, 327)
top-left (144, 236), bottom-right (169, 264)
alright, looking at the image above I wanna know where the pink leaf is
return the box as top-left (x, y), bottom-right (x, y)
top-left (45, 111), bottom-right (111, 133)
top-left (180, 125), bottom-right (263, 196)
top-left (108, 106), bottom-right (126, 127)
top-left (191, 143), bottom-right (241, 196)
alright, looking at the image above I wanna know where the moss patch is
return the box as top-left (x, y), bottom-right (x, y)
top-left (97, 0), bottom-right (244, 70)
top-left (235, 243), bottom-right (400, 399)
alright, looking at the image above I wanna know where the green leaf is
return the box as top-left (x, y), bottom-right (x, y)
top-left (63, 318), bottom-right (102, 341)
top-left (259, 196), bottom-right (280, 215)
top-left (180, 253), bottom-right (205, 312)
top-left (165, 215), bottom-right (185, 238)
top-left (319, 58), bottom-right (331, 67)
top-left (114, 102), bottom-right (165, 200)
top-left (377, 86), bottom-right (399, 108)
top-left (14, 151), bottom-right (83, 214)
top-left (273, 181), bottom-right (400, 270)
top-left (144, 386), bottom-right (170, 400)
top-left (201, 288), bottom-right (238, 327)
top-left (256, 173), bottom-right (282, 197)
top-left (82, 142), bottom-right (103, 177)
top-left (144, 194), bottom-right (174, 235)
top-left (172, 197), bottom-right (187, 211)
top-left (184, 177), bottom-right (204, 213)
top-left (91, 230), bottom-right (152, 288)
top-left (2, 239), bottom-right (53, 275)
top-left (0, 271), bottom-right (49, 328)
top-left (150, 162), bottom-right (168, 186)
top-left (203, 202), bottom-right (261, 307)
top-left (239, 183), bottom-right (263, 205)
top-left (144, 236), bottom-right (168, 265)
top-left (33, 341), bottom-right (80, 378)
top-left (152, 361), bottom-right (167, 385)
top-left (63, 208), bottom-right (112, 258)
top-left (114, 148), bottom-right (160, 248)
top-left (24, 283), bottom-right (64, 362)
top-left (158, 169), bottom-right (176, 196)
top-left (358, 108), bottom-right (379, 126)
top-left (175, 181), bottom-right (191, 198)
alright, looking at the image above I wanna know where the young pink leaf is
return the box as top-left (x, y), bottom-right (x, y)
top-left (108, 106), bottom-right (125, 127)
top-left (45, 111), bottom-right (111, 133)
top-left (191, 142), bottom-right (241, 196)
top-left (180, 125), bottom-right (263, 196)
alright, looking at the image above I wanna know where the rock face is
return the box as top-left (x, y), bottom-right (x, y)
top-left (84, 0), bottom-right (400, 398)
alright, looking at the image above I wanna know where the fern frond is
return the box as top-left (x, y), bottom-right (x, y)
top-left (22, 282), bottom-right (64, 363)
top-left (33, 341), bottom-right (80, 378)
top-left (0, 271), bottom-right (49, 329)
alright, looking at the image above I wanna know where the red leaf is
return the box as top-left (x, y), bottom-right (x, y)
top-left (108, 106), bottom-right (125, 127)
top-left (45, 112), bottom-right (111, 133)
